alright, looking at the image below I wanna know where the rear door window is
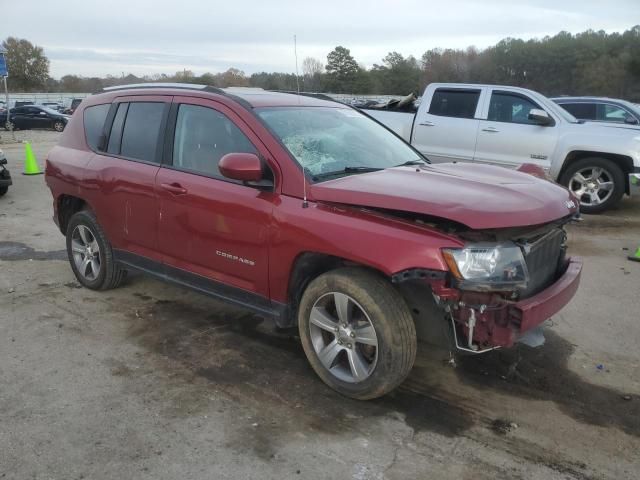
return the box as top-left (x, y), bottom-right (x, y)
top-left (428, 89), bottom-right (480, 119)
top-left (560, 102), bottom-right (596, 120)
top-left (83, 103), bottom-right (110, 150)
top-left (107, 103), bottom-right (128, 154)
top-left (119, 102), bottom-right (166, 163)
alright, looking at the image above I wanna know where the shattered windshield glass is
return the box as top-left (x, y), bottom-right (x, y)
top-left (256, 106), bottom-right (422, 180)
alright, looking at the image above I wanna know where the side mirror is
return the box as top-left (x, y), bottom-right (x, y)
top-left (219, 153), bottom-right (264, 182)
top-left (528, 108), bottom-right (553, 126)
top-left (624, 115), bottom-right (638, 125)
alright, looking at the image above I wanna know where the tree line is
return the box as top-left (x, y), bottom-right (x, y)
top-left (3, 25), bottom-right (640, 100)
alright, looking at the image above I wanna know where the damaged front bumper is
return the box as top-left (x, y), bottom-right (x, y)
top-left (432, 257), bottom-right (583, 350)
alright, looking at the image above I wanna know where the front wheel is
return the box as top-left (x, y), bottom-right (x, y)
top-left (53, 121), bottom-right (65, 132)
top-left (4, 121), bottom-right (15, 131)
top-left (298, 268), bottom-right (417, 400)
top-left (560, 157), bottom-right (625, 214)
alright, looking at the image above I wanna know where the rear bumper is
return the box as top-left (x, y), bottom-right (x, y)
top-left (629, 172), bottom-right (640, 196)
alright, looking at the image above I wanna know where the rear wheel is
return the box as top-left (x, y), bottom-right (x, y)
top-left (560, 157), bottom-right (625, 214)
top-left (66, 210), bottom-right (126, 290)
top-left (298, 268), bottom-right (417, 400)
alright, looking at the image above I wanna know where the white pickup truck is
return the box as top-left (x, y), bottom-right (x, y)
top-left (364, 83), bottom-right (640, 213)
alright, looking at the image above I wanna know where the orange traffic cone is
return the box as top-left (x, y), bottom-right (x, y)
top-left (23, 142), bottom-right (43, 175)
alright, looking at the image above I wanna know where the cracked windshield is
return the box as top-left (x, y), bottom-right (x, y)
top-left (256, 106), bottom-right (422, 179)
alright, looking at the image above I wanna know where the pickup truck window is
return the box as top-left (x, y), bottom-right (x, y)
top-left (172, 104), bottom-right (257, 179)
top-left (256, 107), bottom-right (421, 178)
top-left (428, 89), bottom-right (480, 119)
top-left (487, 92), bottom-right (541, 125)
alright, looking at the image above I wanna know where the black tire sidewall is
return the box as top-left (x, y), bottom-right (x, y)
top-left (54, 121), bottom-right (65, 132)
top-left (560, 157), bottom-right (625, 214)
top-left (65, 210), bottom-right (111, 289)
top-left (298, 268), bottom-right (416, 400)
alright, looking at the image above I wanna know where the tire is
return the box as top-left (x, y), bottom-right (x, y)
top-left (298, 267), bottom-right (417, 400)
top-left (0, 186), bottom-right (7, 196)
top-left (65, 209), bottom-right (126, 290)
top-left (560, 157), bottom-right (625, 214)
top-left (53, 121), bottom-right (65, 132)
top-left (4, 121), bottom-right (14, 131)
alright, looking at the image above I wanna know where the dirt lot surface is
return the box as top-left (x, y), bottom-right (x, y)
top-left (1, 131), bottom-right (639, 479)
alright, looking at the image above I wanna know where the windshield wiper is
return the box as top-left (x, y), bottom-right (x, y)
top-left (396, 159), bottom-right (429, 167)
top-left (312, 166), bottom-right (383, 180)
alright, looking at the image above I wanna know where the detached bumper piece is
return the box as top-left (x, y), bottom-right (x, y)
top-left (448, 257), bottom-right (583, 349)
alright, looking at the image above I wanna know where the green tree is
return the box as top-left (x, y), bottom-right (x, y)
top-left (2, 37), bottom-right (50, 91)
top-left (326, 46), bottom-right (359, 92)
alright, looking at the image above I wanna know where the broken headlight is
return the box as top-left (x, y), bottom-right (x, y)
top-left (442, 242), bottom-right (529, 291)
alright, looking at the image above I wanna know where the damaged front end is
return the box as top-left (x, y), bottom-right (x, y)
top-left (394, 219), bottom-right (582, 353)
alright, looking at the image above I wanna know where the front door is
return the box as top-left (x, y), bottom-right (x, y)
top-left (474, 90), bottom-right (558, 170)
top-left (156, 97), bottom-right (276, 304)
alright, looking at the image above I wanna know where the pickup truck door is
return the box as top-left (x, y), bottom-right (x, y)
top-left (155, 96), bottom-right (276, 305)
top-left (474, 89), bottom-right (559, 170)
top-left (411, 87), bottom-right (485, 163)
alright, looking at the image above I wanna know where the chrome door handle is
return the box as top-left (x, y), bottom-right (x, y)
top-left (482, 127), bottom-right (499, 133)
top-left (419, 121), bottom-right (435, 126)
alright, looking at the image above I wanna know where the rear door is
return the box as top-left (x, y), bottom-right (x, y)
top-left (474, 89), bottom-right (559, 170)
top-left (155, 96), bottom-right (277, 303)
top-left (411, 87), bottom-right (484, 163)
top-left (83, 96), bottom-right (171, 261)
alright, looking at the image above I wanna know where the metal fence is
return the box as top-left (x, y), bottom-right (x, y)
top-left (0, 92), bottom-right (92, 109)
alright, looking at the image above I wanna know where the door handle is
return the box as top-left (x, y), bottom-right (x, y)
top-left (419, 120), bottom-right (435, 126)
top-left (160, 182), bottom-right (187, 195)
top-left (482, 127), bottom-right (499, 133)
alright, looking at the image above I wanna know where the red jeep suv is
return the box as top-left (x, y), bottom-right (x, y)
top-left (45, 84), bottom-right (582, 399)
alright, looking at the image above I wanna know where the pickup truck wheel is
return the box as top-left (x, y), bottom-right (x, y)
top-left (298, 268), bottom-right (417, 400)
top-left (560, 158), bottom-right (625, 214)
top-left (66, 210), bottom-right (126, 290)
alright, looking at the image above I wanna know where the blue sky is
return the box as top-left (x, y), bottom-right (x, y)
top-left (4, 0), bottom-right (639, 78)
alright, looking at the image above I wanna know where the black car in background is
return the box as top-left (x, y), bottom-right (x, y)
top-left (1, 105), bottom-right (70, 132)
top-left (552, 96), bottom-right (640, 125)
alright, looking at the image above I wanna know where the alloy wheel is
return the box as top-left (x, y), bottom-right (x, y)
top-left (71, 225), bottom-right (101, 281)
top-left (568, 166), bottom-right (614, 207)
top-left (308, 292), bottom-right (378, 383)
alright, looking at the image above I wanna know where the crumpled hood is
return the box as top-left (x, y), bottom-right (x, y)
top-left (309, 163), bottom-right (578, 229)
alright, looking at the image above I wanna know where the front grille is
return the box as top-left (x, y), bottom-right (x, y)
top-left (520, 228), bottom-right (565, 297)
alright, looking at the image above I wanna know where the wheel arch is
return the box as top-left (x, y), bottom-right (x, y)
top-left (283, 252), bottom-right (391, 328)
top-left (560, 151), bottom-right (634, 194)
top-left (57, 194), bottom-right (90, 235)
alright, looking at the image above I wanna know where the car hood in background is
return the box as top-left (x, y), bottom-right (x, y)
top-left (309, 163), bottom-right (578, 229)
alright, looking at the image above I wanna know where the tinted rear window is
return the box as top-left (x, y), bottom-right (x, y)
top-left (429, 89), bottom-right (480, 119)
top-left (560, 102), bottom-right (596, 120)
top-left (83, 104), bottom-right (110, 150)
top-left (119, 102), bottom-right (165, 163)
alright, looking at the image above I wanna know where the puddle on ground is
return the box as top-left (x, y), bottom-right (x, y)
top-left (0, 241), bottom-right (66, 261)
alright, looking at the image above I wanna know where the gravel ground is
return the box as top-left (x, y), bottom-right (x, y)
top-left (1, 131), bottom-right (639, 480)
